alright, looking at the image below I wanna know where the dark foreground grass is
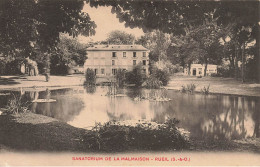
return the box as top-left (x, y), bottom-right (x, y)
top-left (0, 113), bottom-right (86, 152)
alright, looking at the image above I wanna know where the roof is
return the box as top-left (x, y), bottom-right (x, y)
top-left (86, 45), bottom-right (149, 51)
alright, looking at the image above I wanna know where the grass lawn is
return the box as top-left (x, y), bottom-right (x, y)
top-left (166, 75), bottom-right (260, 97)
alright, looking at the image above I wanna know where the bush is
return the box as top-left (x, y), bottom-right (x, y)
top-left (153, 69), bottom-right (170, 86)
top-left (125, 65), bottom-right (146, 87)
top-left (83, 118), bottom-right (189, 151)
top-left (115, 69), bottom-right (126, 88)
top-left (84, 68), bottom-right (96, 86)
top-left (0, 59), bottom-right (22, 75)
top-left (3, 94), bottom-right (31, 114)
top-left (50, 54), bottom-right (69, 75)
top-left (210, 73), bottom-right (219, 77)
top-left (144, 76), bottom-right (162, 89)
top-left (216, 67), bottom-right (234, 78)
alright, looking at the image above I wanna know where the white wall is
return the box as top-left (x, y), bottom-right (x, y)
top-left (84, 50), bottom-right (149, 76)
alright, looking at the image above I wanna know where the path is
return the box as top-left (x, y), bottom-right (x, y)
top-left (0, 75), bottom-right (84, 90)
top-left (1, 75), bottom-right (260, 97)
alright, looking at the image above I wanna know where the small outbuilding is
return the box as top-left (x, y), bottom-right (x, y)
top-left (184, 64), bottom-right (217, 76)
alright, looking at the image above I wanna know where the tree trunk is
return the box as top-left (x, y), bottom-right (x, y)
top-left (229, 55), bottom-right (235, 77)
top-left (234, 44), bottom-right (239, 79)
top-left (188, 63), bottom-right (191, 75)
top-left (241, 42), bottom-right (245, 82)
top-left (204, 58), bottom-right (208, 77)
top-left (257, 22), bottom-right (260, 83)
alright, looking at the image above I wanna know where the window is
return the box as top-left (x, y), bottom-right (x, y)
top-left (123, 52), bottom-right (126, 57)
top-left (112, 69), bottom-right (117, 75)
top-left (143, 52), bottom-right (146, 57)
top-left (143, 60), bottom-right (146, 65)
top-left (112, 52), bottom-right (117, 57)
top-left (94, 69), bottom-right (98, 74)
top-left (112, 60), bottom-right (115, 65)
top-left (142, 69), bottom-right (146, 74)
top-left (198, 68), bottom-right (202, 75)
top-left (133, 60), bottom-right (136, 65)
top-left (133, 52), bottom-right (136, 57)
top-left (101, 69), bottom-right (105, 74)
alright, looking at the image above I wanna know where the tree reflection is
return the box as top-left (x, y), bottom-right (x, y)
top-left (85, 85), bottom-right (96, 94)
top-left (201, 96), bottom-right (257, 140)
top-left (253, 98), bottom-right (260, 137)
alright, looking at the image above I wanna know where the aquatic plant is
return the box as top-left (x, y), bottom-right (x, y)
top-left (83, 118), bottom-right (189, 151)
top-left (106, 81), bottom-right (119, 96)
top-left (148, 89), bottom-right (171, 101)
top-left (201, 84), bottom-right (210, 95)
top-left (181, 83), bottom-right (196, 94)
top-left (3, 94), bottom-right (31, 114)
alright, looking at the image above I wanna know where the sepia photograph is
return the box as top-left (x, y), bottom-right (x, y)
top-left (0, 0), bottom-right (259, 166)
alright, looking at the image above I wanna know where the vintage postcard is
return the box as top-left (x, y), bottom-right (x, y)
top-left (0, 0), bottom-right (259, 166)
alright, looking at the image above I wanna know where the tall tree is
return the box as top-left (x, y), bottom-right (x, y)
top-left (106, 30), bottom-right (135, 45)
top-left (0, 0), bottom-right (96, 68)
top-left (136, 30), bottom-right (171, 62)
top-left (213, 1), bottom-right (259, 81)
top-left (50, 34), bottom-right (87, 75)
top-left (89, 0), bottom-right (259, 81)
top-left (188, 21), bottom-right (224, 76)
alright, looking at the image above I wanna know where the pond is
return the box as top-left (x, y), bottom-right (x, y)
top-left (0, 86), bottom-right (259, 141)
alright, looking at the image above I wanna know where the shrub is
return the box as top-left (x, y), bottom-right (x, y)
top-left (153, 69), bottom-right (170, 86)
top-left (115, 69), bottom-right (126, 88)
top-left (201, 84), bottom-right (210, 95)
top-left (3, 94), bottom-right (31, 114)
top-left (210, 73), bottom-right (219, 77)
top-left (0, 59), bottom-right (22, 75)
top-left (84, 68), bottom-right (96, 86)
top-left (83, 118), bottom-right (189, 151)
top-left (181, 83), bottom-right (196, 94)
top-left (125, 65), bottom-right (146, 87)
top-left (216, 67), bottom-right (234, 78)
top-left (144, 76), bottom-right (162, 89)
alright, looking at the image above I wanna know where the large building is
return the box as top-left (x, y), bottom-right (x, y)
top-left (184, 64), bottom-right (217, 76)
top-left (84, 45), bottom-right (149, 76)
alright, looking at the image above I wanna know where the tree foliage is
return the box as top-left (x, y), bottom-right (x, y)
top-left (136, 30), bottom-right (171, 62)
top-left (0, 0), bottom-right (96, 62)
top-left (125, 64), bottom-right (145, 87)
top-left (90, 0), bottom-right (259, 81)
top-left (106, 30), bottom-right (135, 45)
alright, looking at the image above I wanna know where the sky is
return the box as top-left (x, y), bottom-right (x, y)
top-left (77, 3), bottom-right (144, 44)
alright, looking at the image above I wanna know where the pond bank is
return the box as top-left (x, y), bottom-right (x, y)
top-left (1, 75), bottom-right (260, 97)
top-left (0, 113), bottom-right (259, 153)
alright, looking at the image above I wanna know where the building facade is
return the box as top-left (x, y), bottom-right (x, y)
top-left (84, 45), bottom-right (149, 76)
top-left (184, 64), bottom-right (217, 76)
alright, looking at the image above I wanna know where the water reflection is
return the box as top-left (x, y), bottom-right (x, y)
top-left (0, 86), bottom-right (259, 140)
